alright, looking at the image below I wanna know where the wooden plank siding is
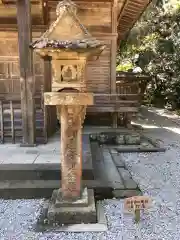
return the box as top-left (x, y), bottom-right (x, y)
top-left (0, 0), bottom-right (151, 143)
top-left (0, 0), bottom-right (46, 25)
top-left (0, 31), bottom-right (46, 143)
top-left (86, 40), bottom-right (111, 93)
top-left (48, 1), bottom-right (112, 95)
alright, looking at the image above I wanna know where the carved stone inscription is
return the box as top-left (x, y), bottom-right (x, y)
top-left (60, 105), bottom-right (86, 200)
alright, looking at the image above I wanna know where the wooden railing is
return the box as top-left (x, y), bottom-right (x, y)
top-left (115, 72), bottom-right (150, 126)
top-left (0, 73), bottom-right (149, 142)
top-left (87, 93), bottom-right (141, 113)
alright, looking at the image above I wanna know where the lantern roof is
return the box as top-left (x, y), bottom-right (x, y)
top-left (31, 0), bottom-right (103, 51)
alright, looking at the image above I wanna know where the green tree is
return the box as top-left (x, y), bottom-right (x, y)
top-left (117, 0), bottom-right (180, 109)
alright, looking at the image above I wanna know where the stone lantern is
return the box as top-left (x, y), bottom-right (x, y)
top-left (31, 0), bottom-right (105, 224)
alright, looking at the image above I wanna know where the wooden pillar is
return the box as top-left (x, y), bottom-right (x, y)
top-left (43, 57), bottom-right (51, 140)
top-left (111, 0), bottom-right (118, 128)
top-left (17, 0), bottom-right (35, 146)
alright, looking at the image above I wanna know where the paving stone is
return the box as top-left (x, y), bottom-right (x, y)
top-left (82, 134), bottom-right (91, 152)
top-left (38, 141), bottom-right (60, 152)
top-left (26, 150), bottom-right (39, 154)
top-left (111, 152), bottom-right (125, 167)
top-left (117, 168), bottom-right (138, 189)
top-left (0, 154), bottom-right (9, 163)
top-left (34, 154), bottom-right (60, 164)
top-left (108, 147), bottom-right (118, 154)
top-left (101, 149), bottom-right (125, 189)
top-left (1, 153), bottom-right (38, 164)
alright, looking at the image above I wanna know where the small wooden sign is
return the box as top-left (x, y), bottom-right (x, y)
top-left (124, 196), bottom-right (152, 223)
top-left (124, 196), bottom-right (151, 210)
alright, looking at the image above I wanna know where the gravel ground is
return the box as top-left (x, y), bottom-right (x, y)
top-left (0, 199), bottom-right (125, 240)
top-left (1, 107), bottom-right (180, 240)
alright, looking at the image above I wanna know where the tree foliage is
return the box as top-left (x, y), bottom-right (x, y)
top-left (117, 0), bottom-right (180, 109)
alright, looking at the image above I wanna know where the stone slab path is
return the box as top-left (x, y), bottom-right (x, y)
top-left (0, 127), bottom-right (122, 164)
top-left (0, 130), bottom-right (94, 164)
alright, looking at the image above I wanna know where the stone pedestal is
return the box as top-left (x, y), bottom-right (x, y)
top-left (47, 188), bottom-right (97, 225)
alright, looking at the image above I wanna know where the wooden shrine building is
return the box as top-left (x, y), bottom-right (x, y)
top-left (0, 0), bottom-right (151, 145)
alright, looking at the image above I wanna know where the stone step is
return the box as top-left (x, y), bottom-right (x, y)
top-left (0, 163), bottom-right (94, 180)
top-left (110, 150), bottom-right (125, 167)
top-left (90, 140), bottom-right (141, 198)
top-left (0, 179), bottom-right (141, 199)
top-left (0, 179), bottom-right (118, 199)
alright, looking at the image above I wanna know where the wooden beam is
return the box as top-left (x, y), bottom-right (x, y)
top-left (43, 57), bottom-right (57, 139)
top-left (2, 0), bottom-right (39, 4)
top-left (111, 0), bottom-right (118, 93)
top-left (111, 0), bottom-right (118, 127)
top-left (87, 106), bottom-right (138, 113)
top-left (17, 0), bottom-right (36, 146)
top-left (87, 25), bottom-right (111, 33)
top-left (117, 0), bottom-right (130, 23)
top-left (117, 0), bottom-right (152, 42)
top-left (0, 24), bottom-right (47, 32)
top-left (41, 0), bottom-right (48, 25)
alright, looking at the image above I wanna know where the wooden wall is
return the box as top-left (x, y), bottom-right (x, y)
top-left (0, 1), bottom-right (114, 96)
top-left (48, 1), bottom-right (112, 94)
top-left (0, 32), bottom-right (19, 93)
top-left (0, 31), bottom-right (45, 95)
top-left (0, 0), bottom-right (117, 142)
top-left (0, 1), bottom-right (46, 25)
top-left (87, 38), bottom-right (111, 93)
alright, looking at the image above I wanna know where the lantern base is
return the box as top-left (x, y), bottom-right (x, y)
top-left (51, 187), bottom-right (89, 207)
top-left (47, 188), bottom-right (96, 224)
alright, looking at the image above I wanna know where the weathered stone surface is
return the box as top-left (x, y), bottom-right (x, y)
top-left (47, 189), bottom-right (96, 224)
top-left (108, 148), bottom-right (118, 154)
top-left (97, 134), bottom-right (109, 144)
top-left (37, 201), bottom-right (107, 232)
top-left (89, 134), bottom-right (97, 141)
top-left (44, 92), bottom-right (94, 106)
top-left (115, 135), bottom-right (125, 145)
top-left (124, 134), bottom-right (141, 145)
top-left (118, 168), bottom-right (138, 189)
top-left (112, 189), bottom-right (141, 198)
top-left (101, 149), bottom-right (125, 189)
top-left (111, 153), bottom-right (125, 167)
top-left (1, 153), bottom-right (38, 164)
top-left (52, 187), bottom-right (89, 207)
top-left (96, 132), bottom-right (141, 146)
top-left (34, 154), bottom-right (60, 164)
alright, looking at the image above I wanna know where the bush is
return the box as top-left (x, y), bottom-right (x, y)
top-left (117, 0), bottom-right (180, 109)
